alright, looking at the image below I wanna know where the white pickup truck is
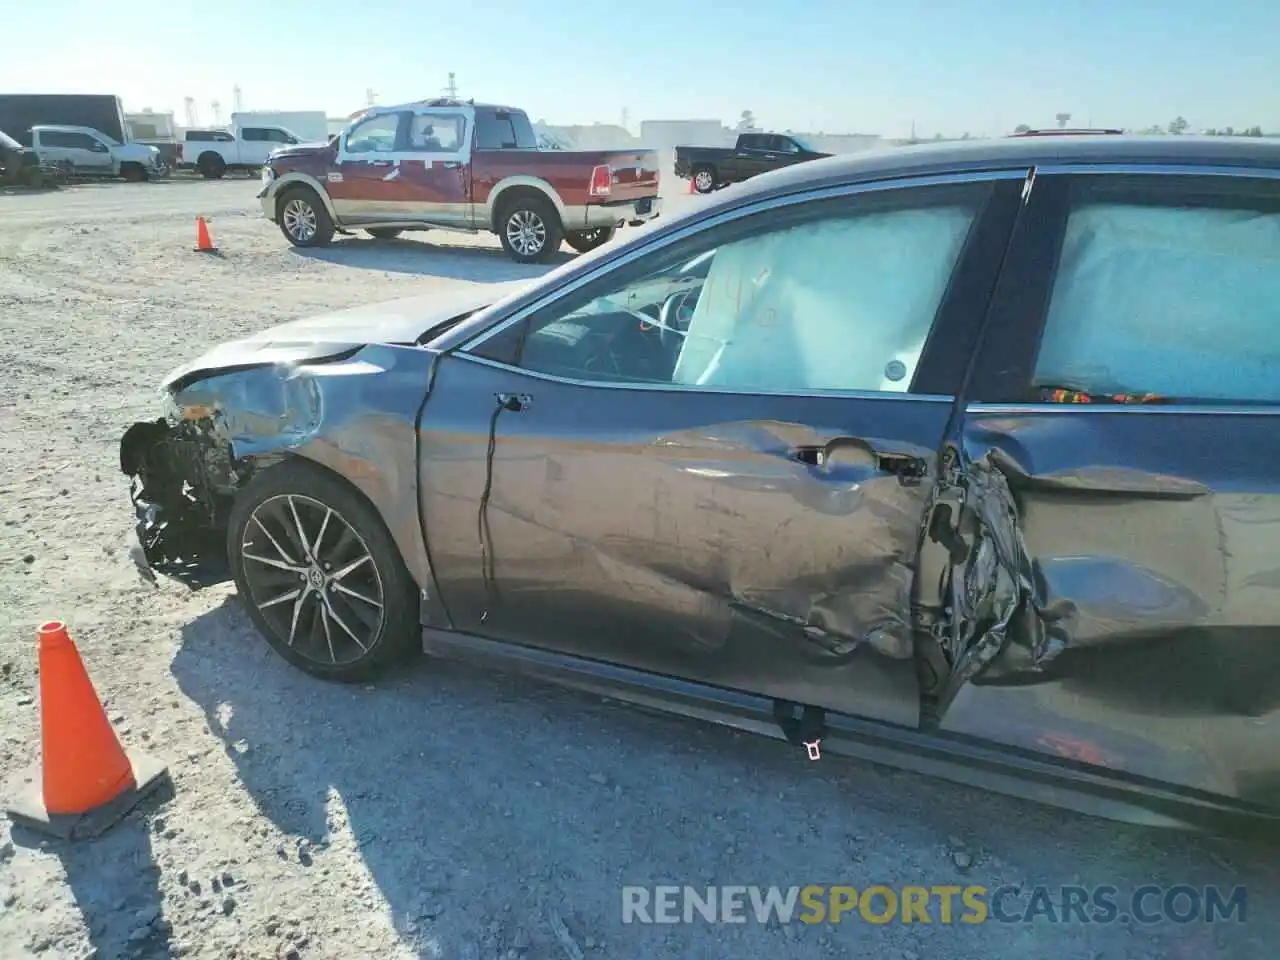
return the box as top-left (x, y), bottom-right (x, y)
top-left (182, 124), bottom-right (314, 179)
top-left (30, 124), bottom-right (166, 181)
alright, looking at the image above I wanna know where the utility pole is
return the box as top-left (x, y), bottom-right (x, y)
top-left (443, 72), bottom-right (459, 98)
top-left (210, 100), bottom-right (222, 126)
top-left (365, 88), bottom-right (377, 107)
top-left (183, 96), bottom-right (198, 128)
top-left (232, 84), bottom-right (243, 113)
top-left (621, 106), bottom-right (629, 132)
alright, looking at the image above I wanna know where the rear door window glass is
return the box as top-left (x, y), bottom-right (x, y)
top-left (1034, 179), bottom-right (1280, 404)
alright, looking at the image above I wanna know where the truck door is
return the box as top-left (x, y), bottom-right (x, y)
top-left (733, 134), bottom-right (776, 179)
top-left (327, 111), bottom-right (412, 224)
top-left (397, 107), bottom-right (472, 228)
top-left (241, 127), bottom-right (296, 166)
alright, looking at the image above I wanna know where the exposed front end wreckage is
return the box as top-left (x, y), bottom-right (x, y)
top-left (119, 411), bottom-right (243, 586)
top-left (117, 283), bottom-right (521, 586)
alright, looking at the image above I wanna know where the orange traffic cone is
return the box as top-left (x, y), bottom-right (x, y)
top-left (194, 216), bottom-right (216, 252)
top-left (688, 177), bottom-right (696, 195)
top-left (5, 621), bottom-right (169, 840)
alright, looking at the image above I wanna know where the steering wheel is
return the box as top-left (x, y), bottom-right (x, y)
top-left (658, 288), bottom-right (699, 351)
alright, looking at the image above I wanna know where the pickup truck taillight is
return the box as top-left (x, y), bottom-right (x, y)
top-left (588, 164), bottom-right (612, 198)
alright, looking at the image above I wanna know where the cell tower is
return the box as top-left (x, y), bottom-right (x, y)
top-left (183, 96), bottom-right (199, 128)
top-left (233, 84), bottom-right (243, 113)
top-left (210, 100), bottom-right (222, 126)
top-left (443, 72), bottom-right (458, 98)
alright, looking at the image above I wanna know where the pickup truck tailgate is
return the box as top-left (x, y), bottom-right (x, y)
top-left (597, 150), bottom-right (661, 203)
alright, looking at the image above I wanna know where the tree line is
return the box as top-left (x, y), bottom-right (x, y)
top-left (1013, 117), bottom-right (1267, 136)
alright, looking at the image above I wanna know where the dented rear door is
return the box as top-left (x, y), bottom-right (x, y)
top-left (419, 174), bottom-right (1026, 726)
top-left (934, 169), bottom-right (1280, 812)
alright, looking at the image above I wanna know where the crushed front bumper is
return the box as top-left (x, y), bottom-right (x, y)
top-left (119, 418), bottom-right (234, 586)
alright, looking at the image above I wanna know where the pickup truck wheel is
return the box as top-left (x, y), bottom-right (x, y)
top-left (278, 188), bottom-right (334, 247)
top-left (197, 153), bottom-right (226, 179)
top-left (565, 227), bottom-right (616, 254)
top-left (692, 166), bottom-right (716, 194)
top-left (498, 195), bottom-right (563, 264)
top-left (228, 460), bottom-right (419, 682)
top-left (120, 163), bottom-right (147, 183)
top-left (365, 228), bottom-right (403, 240)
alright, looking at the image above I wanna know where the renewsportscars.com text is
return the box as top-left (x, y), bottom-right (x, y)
top-left (621, 884), bottom-right (1248, 925)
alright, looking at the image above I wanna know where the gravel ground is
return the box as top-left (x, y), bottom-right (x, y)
top-left (1, 178), bottom-right (1278, 960)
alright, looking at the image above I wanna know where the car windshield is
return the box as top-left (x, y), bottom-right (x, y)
top-left (0, 130), bottom-right (20, 150)
top-left (789, 134), bottom-right (817, 152)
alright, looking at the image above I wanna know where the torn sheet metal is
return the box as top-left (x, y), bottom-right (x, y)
top-left (118, 344), bottom-right (449, 623)
top-left (938, 448), bottom-right (1060, 701)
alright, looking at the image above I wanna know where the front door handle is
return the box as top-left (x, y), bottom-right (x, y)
top-left (792, 443), bottom-right (928, 485)
top-left (496, 392), bottom-right (532, 412)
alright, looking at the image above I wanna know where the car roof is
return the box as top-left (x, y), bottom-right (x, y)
top-left (368, 100), bottom-right (522, 115)
top-left (430, 133), bottom-right (1280, 353)
top-left (32, 124), bottom-right (99, 133)
top-left (730, 134), bottom-right (1280, 196)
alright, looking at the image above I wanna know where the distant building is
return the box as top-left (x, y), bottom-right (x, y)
top-left (535, 122), bottom-right (637, 150)
top-left (126, 110), bottom-right (177, 142)
top-left (639, 119), bottom-right (733, 150)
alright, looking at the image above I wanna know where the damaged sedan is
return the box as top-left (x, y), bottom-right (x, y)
top-left (121, 134), bottom-right (1280, 832)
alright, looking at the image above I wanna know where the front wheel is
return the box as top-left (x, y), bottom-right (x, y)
top-left (227, 461), bottom-right (419, 682)
top-left (497, 195), bottom-right (563, 264)
top-left (278, 188), bottom-right (335, 247)
top-left (120, 163), bottom-right (147, 182)
top-left (564, 227), bottom-right (616, 254)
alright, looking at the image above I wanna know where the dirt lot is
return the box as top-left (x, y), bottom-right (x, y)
top-left (0, 178), bottom-right (1277, 960)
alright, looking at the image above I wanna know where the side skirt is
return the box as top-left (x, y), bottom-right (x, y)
top-left (422, 628), bottom-right (1280, 835)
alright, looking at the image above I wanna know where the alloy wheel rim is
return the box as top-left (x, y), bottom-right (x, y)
top-left (695, 171), bottom-right (713, 191)
top-left (240, 494), bottom-right (385, 665)
top-left (284, 199), bottom-right (317, 241)
top-left (506, 209), bottom-right (546, 256)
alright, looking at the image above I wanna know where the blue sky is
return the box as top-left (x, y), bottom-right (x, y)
top-left (4, 0), bottom-right (1276, 138)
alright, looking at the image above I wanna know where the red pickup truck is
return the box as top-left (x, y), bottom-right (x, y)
top-left (258, 99), bottom-right (662, 263)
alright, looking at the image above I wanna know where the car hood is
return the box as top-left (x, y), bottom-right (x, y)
top-left (268, 141), bottom-right (333, 162)
top-left (161, 280), bottom-right (534, 390)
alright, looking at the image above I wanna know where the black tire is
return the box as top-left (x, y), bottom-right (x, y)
top-left (497, 194), bottom-right (563, 264)
top-left (227, 459), bottom-right (419, 682)
top-left (692, 165), bottom-right (717, 194)
top-left (365, 228), bottom-right (403, 240)
top-left (121, 163), bottom-right (147, 183)
top-left (564, 227), bottom-right (616, 254)
top-left (277, 187), bottom-right (335, 247)
top-left (197, 152), bottom-right (226, 179)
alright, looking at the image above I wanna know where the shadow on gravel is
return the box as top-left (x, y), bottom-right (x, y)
top-left (11, 799), bottom-right (174, 958)
top-left (291, 237), bottom-right (572, 283)
top-left (170, 596), bottom-right (1280, 960)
